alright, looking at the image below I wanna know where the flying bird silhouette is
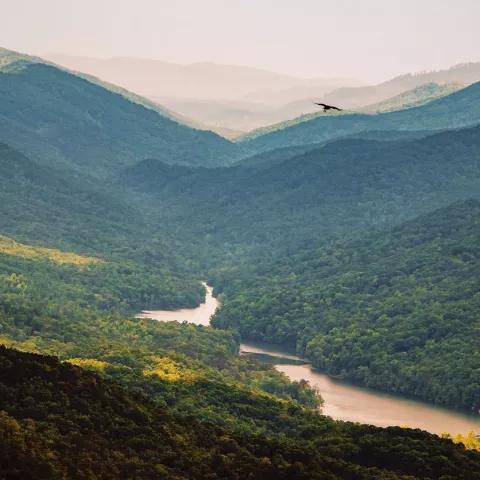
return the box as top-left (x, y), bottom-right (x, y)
top-left (314, 103), bottom-right (342, 112)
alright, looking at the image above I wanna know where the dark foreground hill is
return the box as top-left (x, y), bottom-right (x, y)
top-left (0, 60), bottom-right (242, 176)
top-left (1, 346), bottom-right (479, 480)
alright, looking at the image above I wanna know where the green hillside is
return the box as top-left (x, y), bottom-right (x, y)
top-left (0, 142), bottom-right (135, 249)
top-left (0, 141), bottom-right (211, 311)
top-left (124, 124), bottom-right (480, 250)
top-left (241, 81), bottom-right (480, 151)
top-left (211, 200), bottom-right (480, 410)
top-left (0, 47), bottom-right (219, 134)
top-left (0, 61), bottom-right (242, 176)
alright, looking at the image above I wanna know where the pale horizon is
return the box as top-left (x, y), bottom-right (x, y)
top-left (1, 0), bottom-right (479, 84)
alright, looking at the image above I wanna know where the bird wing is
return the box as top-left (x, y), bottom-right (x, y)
top-left (314, 103), bottom-right (327, 107)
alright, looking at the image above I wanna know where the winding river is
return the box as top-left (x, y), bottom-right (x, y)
top-left (137, 284), bottom-right (480, 436)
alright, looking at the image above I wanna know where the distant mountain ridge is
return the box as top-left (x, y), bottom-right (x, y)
top-left (322, 62), bottom-right (480, 109)
top-left (154, 82), bottom-right (465, 136)
top-left (359, 82), bottom-right (465, 113)
top-left (44, 52), bottom-right (362, 101)
top-left (43, 52), bottom-right (480, 137)
top-left (241, 80), bottom-right (480, 151)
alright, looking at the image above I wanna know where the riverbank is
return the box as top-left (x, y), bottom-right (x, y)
top-left (137, 283), bottom-right (480, 435)
top-left (240, 340), bottom-right (480, 435)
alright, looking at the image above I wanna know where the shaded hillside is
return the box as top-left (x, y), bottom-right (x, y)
top-left (0, 61), bottom-right (241, 176)
top-left (322, 62), bottom-right (480, 109)
top-left (237, 129), bottom-right (441, 170)
top-left (1, 346), bottom-right (480, 479)
top-left (211, 200), bottom-right (480, 410)
top-left (123, 124), bottom-right (480, 251)
top-left (0, 142), bottom-right (210, 309)
top-left (0, 142), bottom-right (137, 250)
top-left (241, 81), bottom-right (480, 152)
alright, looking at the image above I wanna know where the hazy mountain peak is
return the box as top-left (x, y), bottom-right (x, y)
top-left (43, 52), bottom-right (364, 101)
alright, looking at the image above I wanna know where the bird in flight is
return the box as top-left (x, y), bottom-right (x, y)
top-left (314, 103), bottom-right (342, 112)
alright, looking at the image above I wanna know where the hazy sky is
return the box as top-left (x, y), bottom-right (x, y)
top-left (2, 0), bottom-right (479, 83)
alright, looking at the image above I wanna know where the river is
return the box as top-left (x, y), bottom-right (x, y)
top-left (136, 283), bottom-right (480, 436)
top-left (136, 282), bottom-right (217, 326)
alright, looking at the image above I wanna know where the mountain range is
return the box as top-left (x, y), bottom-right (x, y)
top-left (0, 45), bottom-right (480, 476)
top-left (44, 53), bottom-right (480, 136)
top-left (44, 53), bottom-right (362, 101)
top-left (321, 62), bottom-right (480, 109)
top-left (154, 82), bottom-right (464, 136)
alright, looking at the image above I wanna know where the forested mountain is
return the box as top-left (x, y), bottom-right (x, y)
top-left (2, 346), bottom-right (480, 479)
top-left (238, 130), bottom-right (441, 170)
top-left (0, 59), bottom-right (242, 175)
top-left (242, 81), bottom-right (480, 151)
top-left (0, 47), bottom-right (215, 133)
top-left (123, 124), bottom-right (480, 251)
top-left (0, 142), bottom-right (136, 249)
top-left (274, 82), bottom-right (464, 129)
top-left (211, 200), bottom-right (480, 410)
top-left (1, 46), bottom-right (480, 476)
top-left (117, 125), bottom-right (480, 409)
top-left (321, 62), bottom-right (480, 109)
top-left (0, 141), bottom-right (210, 309)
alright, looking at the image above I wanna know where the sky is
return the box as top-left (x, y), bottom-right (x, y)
top-left (1, 0), bottom-right (479, 83)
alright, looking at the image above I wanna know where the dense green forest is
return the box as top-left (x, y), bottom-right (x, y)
top-left (123, 124), bottom-right (480, 252)
top-left (2, 105), bottom-right (480, 411)
top-left (5, 233), bottom-right (477, 478)
top-left (0, 238), bottom-right (323, 429)
top-left (0, 141), bottom-right (209, 309)
top-left (211, 200), bottom-right (480, 409)
top-left (1, 346), bottom-right (480, 479)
